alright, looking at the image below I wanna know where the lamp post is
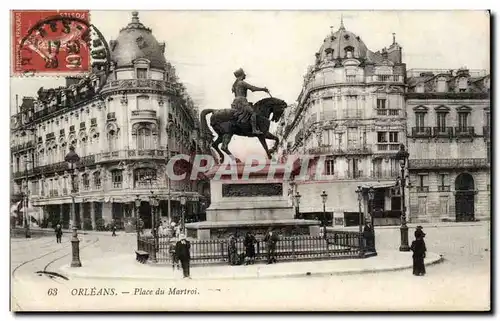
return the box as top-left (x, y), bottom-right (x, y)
top-left (355, 186), bottom-right (363, 234)
top-left (395, 144), bottom-right (410, 252)
top-left (320, 190), bottom-right (328, 226)
top-left (368, 186), bottom-right (375, 225)
top-left (134, 195), bottom-right (141, 249)
top-left (64, 146), bottom-right (82, 268)
top-left (149, 191), bottom-right (159, 262)
top-left (294, 191), bottom-right (301, 219)
top-left (180, 194), bottom-right (187, 235)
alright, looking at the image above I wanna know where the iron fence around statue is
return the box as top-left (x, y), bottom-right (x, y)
top-left (138, 230), bottom-right (367, 265)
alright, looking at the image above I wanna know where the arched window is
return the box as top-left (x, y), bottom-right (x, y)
top-left (107, 130), bottom-right (117, 152)
top-left (137, 126), bottom-right (153, 150)
top-left (82, 173), bottom-right (90, 190)
top-left (80, 136), bottom-right (88, 156)
top-left (134, 168), bottom-right (157, 188)
top-left (93, 171), bottom-right (101, 189)
top-left (344, 46), bottom-right (354, 58)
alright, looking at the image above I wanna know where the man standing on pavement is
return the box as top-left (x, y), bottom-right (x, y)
top-left (175, 234), bottom-right (191, 278)
top-left (264, 228), bottom-right (279, 264)
top-left (55, 224), bottom-right (62, 243)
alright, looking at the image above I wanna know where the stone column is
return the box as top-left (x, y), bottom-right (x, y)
top-left (90, 202), bottom-right (96, 230)
top-left (59, 204), bottom-right (64, 224)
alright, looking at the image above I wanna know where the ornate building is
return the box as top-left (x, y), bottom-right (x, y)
top-left (406, 68), bottom-right (490, 222)
top-left (10, 12), bottom-right (211, 230)
top-left (276, 21), bottom-right (407, 226)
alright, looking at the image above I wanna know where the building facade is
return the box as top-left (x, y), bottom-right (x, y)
top-left (276, 22), bottom-right (407, 226)
top-left (406, 68), bottom-right (491, 222)
top-left (11, 12), bottom-right (211, 230)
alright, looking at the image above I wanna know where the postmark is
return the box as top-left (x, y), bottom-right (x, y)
top-left (13, 10), bottom-right (110, 79)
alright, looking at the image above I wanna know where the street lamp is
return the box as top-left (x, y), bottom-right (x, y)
top-left (180, 194), bottom-right (187, 235)
top-left (294, 191), bottom-right (301, 219)
top-left (149, 191), bottom-right (159, 262)
top-left (64, 145), bottom-right (82, 268)
top-left (320, 190), bottom-right (328, 226)
top-left (355, 186), bottom-right (363, 234)
top-left (395, 144), bottom-right (410, 252)
top-left (368, 186), bottom-right (375, 225)
top-left (134, 195), bottom-right (141, 248)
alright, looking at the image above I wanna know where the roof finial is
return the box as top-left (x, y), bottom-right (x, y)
top-left (392, 32), bottom-right (396, 45)
top-left (131, 11), bottom-right (139, 23)
top-left (330, 26), bottom-right (334, 35)
top-left (339, 14), bottom-right (345, 31)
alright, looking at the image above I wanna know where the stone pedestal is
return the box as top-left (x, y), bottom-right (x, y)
top-left (185, 162), bottom-right (320, 239)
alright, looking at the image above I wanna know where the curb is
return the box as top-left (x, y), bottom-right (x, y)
top-left (59, 253), bottom-right (444, 281)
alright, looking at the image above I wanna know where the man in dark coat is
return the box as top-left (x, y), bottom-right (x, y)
top-left (175, 234), bottom-right (191, 278)
top-left (244, 231), bottom-right (257, 265)
top-left (410, 228), bottom-right (427, 276)
top-left (264, 228), bottom-right (279, 264)
top-left (55, 224), bottom-right (63, 243)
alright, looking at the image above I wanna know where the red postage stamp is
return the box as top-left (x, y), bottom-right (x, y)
top-left (12, 10), bottom-right (91, 75)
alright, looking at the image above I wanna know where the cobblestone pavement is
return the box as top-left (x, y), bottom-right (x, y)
top-left (11, 223), bottom-right (491, 311)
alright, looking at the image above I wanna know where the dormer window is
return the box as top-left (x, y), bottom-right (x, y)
top-left (458, 77), bottom-right (468, 92)
top-left (437, 77), bottom-right (447, 92)
top-left (344, 46), bottom-right (354, 58)
top-left (137, 68), bottom-right (148, 79)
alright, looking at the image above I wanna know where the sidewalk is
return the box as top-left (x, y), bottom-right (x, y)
top-left (332, 221), bottom-right (488, 231)
top-left (59, 251), bottom-right (443, 281)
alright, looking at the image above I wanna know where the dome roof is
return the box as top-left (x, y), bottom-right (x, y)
top-left (316, 20), bottom-right (369, 62)
top-left (110, 11), bottom-right (167, 70)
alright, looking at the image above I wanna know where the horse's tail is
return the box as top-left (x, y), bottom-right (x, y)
top-left (200, 109), bottom-right (215, 139)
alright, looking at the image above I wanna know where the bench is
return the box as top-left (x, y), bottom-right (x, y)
top-left (135, 250), bottom-right (149, 264)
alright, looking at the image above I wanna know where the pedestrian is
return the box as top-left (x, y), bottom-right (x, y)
top-left (244, 231), bottom-right (257, 265)
top-left (175, 234), bottom-right (191, 278)
top-left (363, 223), bottom-right (375, 252)
top-left (264, 228), bottom-right (279, 264)
top-left (228, 234), bottom-right (238, 265)
top-left (111, 223), bottom-right (117, 237)
top-left (169, 238), bottom-right (180, 270)
top-left (410, 228), bottom-right (427, 276)
top-left (55, 224), bottom-right (62, 243)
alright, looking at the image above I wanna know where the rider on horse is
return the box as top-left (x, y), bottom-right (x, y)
top-left (231, 68), bottom-right (270, 135)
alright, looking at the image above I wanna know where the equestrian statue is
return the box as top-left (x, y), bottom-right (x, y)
top-left (200, 68), bottom-right (288, 163)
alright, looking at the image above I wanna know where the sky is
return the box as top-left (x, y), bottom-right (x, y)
top-left (10, 10), bottom-right (490, 158)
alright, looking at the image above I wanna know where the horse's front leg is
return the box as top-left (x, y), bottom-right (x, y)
top-left (221, 134), bottom-right (238, 162)
top-left (258, 136), bottom-right (272, 159)
top-left (264, 132), bottom-right (279, 155)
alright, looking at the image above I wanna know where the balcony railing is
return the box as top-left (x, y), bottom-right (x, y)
top-left (433, 127), bottom-right (454, 138)
top-left (409, 158), bottom-right (490, 170)
top-left (438, 185), bottom-right (451, 192)
top-left (455, 126), bottom-right (475, 137)
top-left (372, 170), bottom-right (399, 179)
top-left (411, 127), bottom-right (432, 137)
top-left (416, 186), bottom-right (429, 193)
top-left (376, 109), bottom-right (400, 116)
top-left (376, 143), bottom-right (400, 151)
top-left (319, 110), bottom-right (337, 120)
top-left (94, 149), bottom-right (167, 163)
top-left (49, 189), bottom-right (59, 197)
top-left (308, 145), bottom-right (371, 155)
top-left (11, 141), bottom-right (35, 152)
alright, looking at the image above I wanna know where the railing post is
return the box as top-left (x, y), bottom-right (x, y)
top-left (358, 232), bottom-right (365, 258)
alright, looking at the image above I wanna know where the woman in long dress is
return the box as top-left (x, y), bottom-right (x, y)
top-left (410, 229), bottom-right (427, 276)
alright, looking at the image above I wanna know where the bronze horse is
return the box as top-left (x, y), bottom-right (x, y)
top-left (200, 97), bottom-right (288, 163)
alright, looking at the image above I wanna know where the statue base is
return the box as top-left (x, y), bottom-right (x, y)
top-left (185, 162), bottom-right (321, 239)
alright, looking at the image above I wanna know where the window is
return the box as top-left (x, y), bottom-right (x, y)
top-left (137, 68), bottom-right (148, 79)
top-left (107, 130), bottom-right (117, 151)
top-left (377, 132), bottom-right (387, 143)
top-left (82, 173), bottom-right (90, 190)
top-left (373, 159), bottom-right (383, 178)
top-left (437, 112), bottom-right (447, 131)
top-left (325, 159), bottom-right (335, 176)
top-left (458, 77), bottom-right (468, 92)
top-left (389, 132), bottom-right (398, 143)
top-left (134, 168), bottom-right (157, 188)
top-left (322, 130), bottom-right (332, 145)
top-left (458, 112), bottom-right (469, 130)
top-left (338, 133), bottom-right (343, 150)
top-left (390, 158), bottom-right (399, 177)
top-left (348, 158), bottom-right (359, 179)
top-left (417, 174), bottom-right (429, 192)
top-left (415, 113), bottom-right (425, 130)
top-left (111, 170), bottom-right (123, 188)
top-left (93, 171), bottom-right (101, 188)
top-left (137, 127), bottom-right (153, 150)
top-left (347, 127), bottom-right (358, 148)
top-left (377, 98), bottom-right (386, 109)
top-left (437, 78), bottom-right (447, 92)
top-left (485, 112), bottom-right (490, 127)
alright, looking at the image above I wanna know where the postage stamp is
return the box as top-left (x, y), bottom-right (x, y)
top-left (9, 10), bottom-right (491, 312)
top-left (12, 10), bottom-right (91, 76)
